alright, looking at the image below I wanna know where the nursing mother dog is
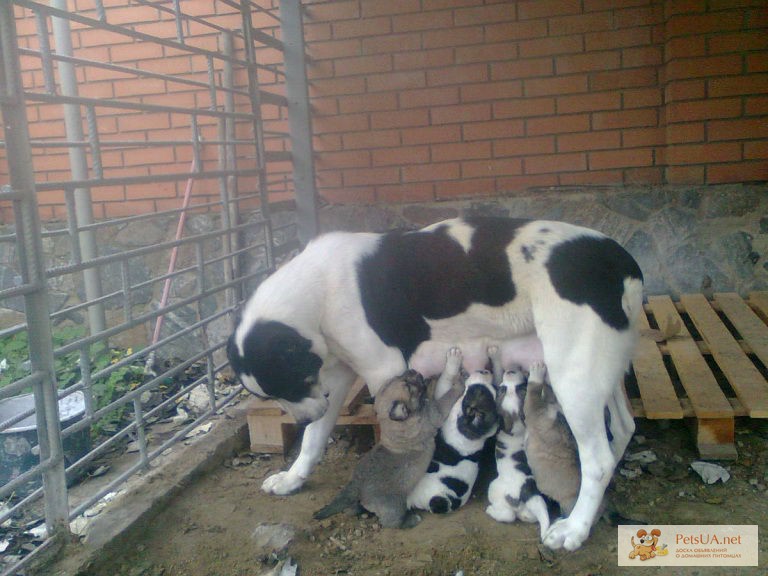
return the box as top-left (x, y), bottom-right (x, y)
top-left (227, 216), bottom-right (643, 551)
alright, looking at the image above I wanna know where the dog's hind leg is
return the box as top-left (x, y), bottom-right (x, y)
top-left (607, 384), bottom-right (635, 460)
top-left (262, 361), bottom-right (357, 495)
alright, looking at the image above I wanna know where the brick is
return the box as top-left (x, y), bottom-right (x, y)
top-left (549, 12), bottom-right (614, 36)
top-left (497, 174), bottom-right (559, 191)
top-left (304, 22), bottom-right (332, 42)
top-left (372, 146), bottom-right (430, 166)
top-left (590, 67), bottom-right (657, 90)
top-left (454, 4), bottom-right (515, 25)
top-left (432, 141), bottom-right (491, 162)
top-left (461, 81), bottom-right (523, 103)
top-left (664, 0), bottom-right (706, 16)
top-left (559, 169), bottom-right (624, 185)
top-left (338, 93), bottom-right (398, 114)
top-left (664, 79), bottom-right (706, 102)
top-left (519, 35), bottom-right (584, 58)
top-left (622, 46), bottom-right (663, 68)
top-left (316, 150), bottom-right (371, 169)
top-left (316, 169), bottom-right (342, 188)
top-left (623, 87), bottom-right (662, 108)
top-left (557, 130), bottom-right (621, 152)
top-left (493, 98), bottom-right (556, 118)
top-left (708, 31), bottom-right (768, 55)
top-left (456, 43), bottom-right (519, 64)
top-left (527, 111), bottom-right (600, 137)
top-left (665, 55), bottom-right (743, 81)
top-left (589, 148), bottom-right (654, 169)
top-left (622, 127), bottom-right (665, 147)
top-left (371, 109), bottom-right (429, 130)
top-left (402, 162), bottom-right (461, 182)
top-left (665, 98), bottom-right (742, 123)
top-left (305, 1), bottom-right (360, 22)
top-left (461, 158), bottom-right (523, 178)
top-left (663, 36), bottom-right (706, 62)
top-left (491, 58), bottom-right (554, 80)
top-left (362, 33), bottom-right (421, 54)
top-left (585, 28), bottom-right (651, 51)
top-left (113, 77), bottom-right (166, 97)
top-left (615, 5), bottom-right (664, 28)
top-left (745, 95), bottom-right (768, 115)
top-left (343, 130), bottom-right (401, 150)
top-left (524, 75), bottom-right (588, 97)
top-left (709, 74), bottom-right (768, 98)
top-left (707, 118), bottom-right (768, 141)
top-left (333, 17), bottom-right (391, 40)
top-left (585, 0), bottom-right (654, 11)
top-left (394, 49), bottom-right (454, 71)
top-left (665, 12), bottom-right (744, 38)
top-left (310, 39), bottom-right (362, 60)
top-left (376, 182), bottom-right (435, 204)
top-left (117, 113), bottom-right (171, 133)
top-left (666, 164), bottom-right (705, 184)
top-left (518, 0), bottom-right (581, 20)
top-left (401, 125), bottom-right (461, 145)
top-left (334, 54), bottom-right (392, 77)
top-left (343, 166), bottom-right (400, 186)
top-left (744, 141), bottom-right (768, 160)
top-left (592, 109), bottom-right (658, 130)
top-left (707, 161), bottom-right (768, 183)
top-left (321, 187), bottom-right (377, 203)
top-left (399, 87), bottom-right (460, 108)
top-left (427, 64), bottom-right (489, 87)
top-left (556, 52), bottom-right (621, 74)
top-left (525, 152), bottom-right (587, 174)
top-left (665, 122), bottom-right (705, 144)
top-left (436, 178), bottom-right (498, 199)
top-left (463, 119), bottom-right (525, 141)
top-left (557, 92), bottom-right (621, 114)
top-left (747, 53), bottom-right (768, 73)
top-left (747, 7), bottom-right (768, 28)
top-left (494, 136), bottom-right (556, 157)
top-left (431, 103), bottom-right (492, 124)
top-left (485, 20), bottom-right (549, 43)
top-left (361, 0), bottom-right (421, 17)
top-left (310, 76), bottom-right (366, 97)
top-left (423, 26), bottom-right (485, 49)
top-left (666, 142), bottom-right (742, 165)
top-left (393, 10), bottom-right (454, 32)
top-left (313, 113), bottom-right (369, 134)
top-left (624, 166), bottom-right (663, 184)
top-left (367, 71), bottom-right (426, 93)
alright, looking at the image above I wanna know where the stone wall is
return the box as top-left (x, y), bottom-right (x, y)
top-left (318, 184), bottom-right (768, 298)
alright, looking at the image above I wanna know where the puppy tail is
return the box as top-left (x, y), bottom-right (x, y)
top-left (313, 482), bottom-right (359, 520)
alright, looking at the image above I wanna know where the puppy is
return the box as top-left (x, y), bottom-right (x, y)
top-left (485, 366), bottom-right (551, 538)
top-left (314, 349), bottom-right (465, 528)
top-left (523, 362), bottom-right (580, 516)
top-left (407, 366), bottom-right (499, 514)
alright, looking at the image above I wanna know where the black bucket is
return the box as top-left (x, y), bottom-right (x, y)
top-left (0, 391), bottom-right (90, 494)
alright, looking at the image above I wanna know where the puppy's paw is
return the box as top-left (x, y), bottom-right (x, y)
top-left (487, 345), bottom-right (501, 360)
top-left (527, 361), bottom-right (547, 384)
top-left (543, 517), bottom-right (589, 551)
top-left (261, 471), bottom-right (304, 495)
top-left (444, 346), bottom-right (463, 374)
top-left (485, 504), bottom-right (516, 523)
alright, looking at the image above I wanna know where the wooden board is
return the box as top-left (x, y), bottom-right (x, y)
top-left (716, 292), bottom-right (768, 369)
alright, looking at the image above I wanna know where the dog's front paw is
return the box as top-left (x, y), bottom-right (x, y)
top-left (543, 517), bottom-right (589, 551)
top-left (527, 361), bottom-right (547, 384)
top-left (444, 346), bottom-right (463, 374)
top-left (261, 471), bottom-right (305, 495)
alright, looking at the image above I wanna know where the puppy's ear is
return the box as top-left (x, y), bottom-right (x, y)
top-left (389, 401), bottom-right (410, 421)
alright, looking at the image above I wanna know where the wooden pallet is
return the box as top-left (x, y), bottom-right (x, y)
top-left (246, 377), bottom-right (379, 454)
top-left (629, 291), bottom-right (768, 459)
top-left (247, 291), bottom-right (768, 460)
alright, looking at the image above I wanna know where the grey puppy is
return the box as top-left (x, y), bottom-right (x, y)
top-left (314, 348), bottom-right (465, 528)
top-left (523, 361), bottom-right (581, 516)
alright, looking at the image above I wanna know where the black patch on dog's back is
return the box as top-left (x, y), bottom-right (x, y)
top-left (228, 321), bottom-right (322, 402)
top-left (519, 477), bottom-right (540, 503)
top-left (545, 236), bottom-right (643, 330)
top-left (357, 217), bottom-right (526, 359)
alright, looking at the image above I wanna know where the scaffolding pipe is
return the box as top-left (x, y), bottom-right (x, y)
top-left (50, 0), bottom-right (107, 344)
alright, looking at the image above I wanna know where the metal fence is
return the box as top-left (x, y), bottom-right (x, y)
top-left (0, 1), bottom-right (316, 574)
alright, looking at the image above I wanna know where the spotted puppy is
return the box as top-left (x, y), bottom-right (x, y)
top-left (407, 356), bottom-right (499, 514)
top-left (486, 366), bottom-right (550, 539)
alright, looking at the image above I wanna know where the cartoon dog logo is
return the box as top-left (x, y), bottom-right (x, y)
top-left (628, 528), bottom-right (669, 561)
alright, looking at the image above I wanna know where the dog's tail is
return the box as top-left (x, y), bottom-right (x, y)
top-left (313, 481), bottom-right (359, 520)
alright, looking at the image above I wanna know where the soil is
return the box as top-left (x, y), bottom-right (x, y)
top-left (78, 418), bottom-right (767, 576)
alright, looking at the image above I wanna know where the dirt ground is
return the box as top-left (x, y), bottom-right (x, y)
top-left (76, 417), bottom-right (767, 576)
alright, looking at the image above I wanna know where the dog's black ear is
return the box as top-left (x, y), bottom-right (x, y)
top-left (389, 401), bottom-right (410, 421)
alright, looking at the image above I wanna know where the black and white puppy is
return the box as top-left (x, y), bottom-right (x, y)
top-left (486, 366), bottom-right (550, 539)
top-left (227, 216), bottom-right (642, 551)
top-left (407, 365), bottom-right (499, 514)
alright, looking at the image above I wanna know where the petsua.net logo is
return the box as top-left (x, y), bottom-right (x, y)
top-left (618, 525), bottom-right (758, 566)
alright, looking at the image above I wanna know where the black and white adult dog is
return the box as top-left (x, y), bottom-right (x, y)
top-left (227, 216), bottom-right (642, 550)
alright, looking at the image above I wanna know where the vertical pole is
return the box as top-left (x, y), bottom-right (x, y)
top-left (279, 0), bottom-right (318, 244)
top-left (0, 2), bottom-right (69, 538)
top-left (50, 0), bottom-right (107, 345)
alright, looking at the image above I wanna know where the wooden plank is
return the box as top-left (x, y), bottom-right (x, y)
top-left (632, 311), bottom-right (684, 419)
top-left (681, 294), bottom-right (768, 418)
top-left (341, 378), bottom-right (369, 415)
top-left (647, 295), bottom-right (733, 419)
top-left (715, 292), bottom-right (768, 375)
top-left (748, 291), bottom-right (768, 324)
top-left (689, 418), bottom-right (737, 460)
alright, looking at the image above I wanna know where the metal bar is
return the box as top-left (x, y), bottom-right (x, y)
top-left (85, 105), bottom-right (103, 179)
top-left (33, 8), bottom-right (56, 94)
top-left (172, 0), bottom-right (185, 44)
top-left (280, 0), bottom-right (318, 244)
top-left (0, 0), bottom-right (69, 538)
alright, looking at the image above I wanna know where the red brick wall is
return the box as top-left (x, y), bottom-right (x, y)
top-left (305, 0), bottom-right (767, 204)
